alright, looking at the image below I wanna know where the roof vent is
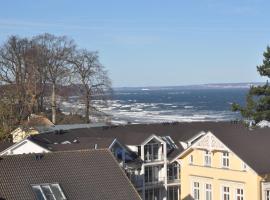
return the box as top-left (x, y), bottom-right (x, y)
top-left (35, 154), bottom-right (44, 160)
top-left (94, 144), bottom-right (98, 149)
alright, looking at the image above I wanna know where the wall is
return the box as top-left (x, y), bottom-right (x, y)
top-left (180, 148), bottom-right (262, 200)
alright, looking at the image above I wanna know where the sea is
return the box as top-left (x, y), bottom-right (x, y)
top-left (61, 87), bottom-right (248, 124)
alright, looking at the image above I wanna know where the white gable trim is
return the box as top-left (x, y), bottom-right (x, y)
top-left (0, 138), bottom-right (50, 156)
top-left (141, 134), bottom-right (165, 146)
top-left (169, 131), bottom-right (257, 175)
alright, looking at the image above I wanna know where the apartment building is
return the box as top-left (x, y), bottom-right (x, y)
top-left (1, 122), bottom-right (270, 200)
top-left (172, 129), bottom-right (270, 200)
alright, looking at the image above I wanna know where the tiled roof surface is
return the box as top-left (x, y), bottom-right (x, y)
top-left (29, 122), bottom-right (270, 174)
top-left (0, 150), bottom-right (141, 200)
top-left (47, 137), bottom-right (116, 151)
top-left (0, 142), bottom-right (13, 153)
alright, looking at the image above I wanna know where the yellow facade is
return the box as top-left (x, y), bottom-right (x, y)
top-left (11, 128), bottom-right (39, 143)
top-left (179, 148), bottom-right (263, 200)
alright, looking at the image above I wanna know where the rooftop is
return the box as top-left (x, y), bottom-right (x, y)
top-left (0, 149), bottom-right (141, 200)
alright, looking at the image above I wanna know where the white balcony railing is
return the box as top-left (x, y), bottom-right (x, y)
top-left (145, 177), bottom-right (165, 186)
top-left (144, 154), bottom-right (164, 162)
top-left (167, 176), bottom-right (180, 184)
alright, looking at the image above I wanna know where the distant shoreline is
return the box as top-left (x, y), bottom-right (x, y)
top-left (114, 82), bottom-right (263, 90)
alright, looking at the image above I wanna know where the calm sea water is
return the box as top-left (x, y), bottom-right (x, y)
top-left (61, 88), bottom-right (248, 124)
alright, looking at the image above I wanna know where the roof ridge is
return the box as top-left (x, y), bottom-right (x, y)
top-left (0, 149), bottom-right (110, 159)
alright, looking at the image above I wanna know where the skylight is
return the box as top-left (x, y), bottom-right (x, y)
top-left (31, 183), bottom-right (66, 200)
top-left (161, 136), bottom-right (178, 150)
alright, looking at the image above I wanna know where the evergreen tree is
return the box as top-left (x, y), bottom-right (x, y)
top-left (232, 46), bottom-right (270, 123)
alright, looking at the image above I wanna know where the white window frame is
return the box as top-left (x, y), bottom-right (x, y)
top-left (204, 151), bottom-right (211, 167)
top-left (205, 183), bottom-right (212, 200)
top-left (222, 152), bottom-right (229, 168)
top-left (236, 188), bottom-right (244, 200)
top-left (221, 186), bottom-right (230, 200)
top-left (192, 182), bottom-right (200, 200)
top-left (31, 183), bottom-right (67, 200)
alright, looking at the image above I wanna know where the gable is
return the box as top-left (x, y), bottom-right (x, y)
top-left (193, 132), bottom-right (229, 152)
top-left (0, 139), bottom-right (50, 156)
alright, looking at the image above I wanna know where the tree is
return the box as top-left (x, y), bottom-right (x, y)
top-left (232, 46), bottom-right (270, 123)
top-left (33, 33), bottom-right (75, 124)
top-left (70, 49), bottom-right (111, 123)
top-left (0, 36), bottom-right (32, 124)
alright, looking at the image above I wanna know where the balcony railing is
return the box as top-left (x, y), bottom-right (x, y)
top-left (145, 177), bottom-right (165, 186)
top-left (144, 154), bottom-right (164, 162)
top-left (130, 178), bottom-right (144, 188)
top-left (167, 176), bottom-right (180, 184)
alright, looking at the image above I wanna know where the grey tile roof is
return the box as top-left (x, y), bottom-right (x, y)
top-left (0, 142), bottom-right (13, 152)
top-left (46, 137), bottom-right (116, 151)
top-left (208, 125), bottom-right (270, 175)
top-left (0, 149), bottom-right (141, 200)
top-left (29, 122), bottom-right (270, 174)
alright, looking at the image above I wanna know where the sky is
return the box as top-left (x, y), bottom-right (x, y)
top-left (0, 0), bottom-right (270, 87)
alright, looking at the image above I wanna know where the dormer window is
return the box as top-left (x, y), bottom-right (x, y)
top-left (204, 151), bottom-right (211, 167)
top-left (222, 152), bottom-right (229, 168)
top-left (31, 183), bottom-right (66, 200)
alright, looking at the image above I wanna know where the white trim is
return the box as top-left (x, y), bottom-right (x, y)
top-left (235, 187), bottom-right (244, 200)
top-left (205, 183), bottom-right (212, 200)
top-left (186, 131), bottom-right (206, 146)
top-left (170, 131), bottom-right (258, 175)
top-left (204, 150), bottom-right (212, 167)
top-left (141, 134), bottom-right (165, 146)
top-left (0, 138), bottom-right (50, 156)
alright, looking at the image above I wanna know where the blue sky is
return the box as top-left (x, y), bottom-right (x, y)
top-left (0, 0), bottom-right (269, 87)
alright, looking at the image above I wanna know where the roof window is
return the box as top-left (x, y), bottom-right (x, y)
top-left (31, 183), bottom-right (66, 200)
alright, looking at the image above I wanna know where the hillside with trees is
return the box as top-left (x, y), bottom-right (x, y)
top-left (0, 33), bottom-right (111, 139)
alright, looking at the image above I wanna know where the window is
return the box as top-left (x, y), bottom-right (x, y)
top-left (167, 186), bottom-right (179, 200)
top-left (189, 155), bottom-right (194, 165)
top-left (167, 162), bottom-right (180, 181)
top-left (145, 166), bottom-right (160, 184)
top-left (222, 186), bottom-right (230, 200)
top-left (204, 151), bottom-right (211, 166)
top-left (236, 188), bottom-right (244, 200)
top-left (31, 183), bottom-right (66, 200)
top-left (266, 190), bottom-right (270, 200)
top-left (222, 152), bottom-right (229, 168)
top-left (144, 143), bottom-right (161, 161)
top-left (192, 182), bottom-right (200, 200)
top-left (145, 188), bottom-right (160, 200)
top-left (205, 183), bottom-right (212, 200)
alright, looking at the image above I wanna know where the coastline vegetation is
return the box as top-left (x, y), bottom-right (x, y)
top-left (0, 33), bottom-right (111, 140)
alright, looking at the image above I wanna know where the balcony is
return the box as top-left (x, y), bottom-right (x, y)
top-left (144, 154), bottom-right (164, 163)
top-left (130, 178), bottom-right (144, 188)
top-left (167, 175), bottom-right (180, 185)
top-left (145, 177), bottom-right (165, 186)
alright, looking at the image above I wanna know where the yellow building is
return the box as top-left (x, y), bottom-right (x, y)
top-left (172, 131), bottom-right (270, 200)
top-left (10, 114), bottom-right (54, 143)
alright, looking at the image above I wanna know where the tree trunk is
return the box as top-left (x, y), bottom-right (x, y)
top-left (51, 83), bottom-right (56, 124)
top-left (85, 91), bottom-right (90, 124)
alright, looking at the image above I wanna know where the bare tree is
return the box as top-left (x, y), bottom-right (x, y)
top-left (33, 33), bottom-right (75, 124)
top-left (0, 36), bottom-right (32, 123)
top-left (69, 49), bottom-right (111, 123)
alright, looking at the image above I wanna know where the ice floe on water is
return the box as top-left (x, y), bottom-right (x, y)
top-left (60, 88), bottom-right (246, 124)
